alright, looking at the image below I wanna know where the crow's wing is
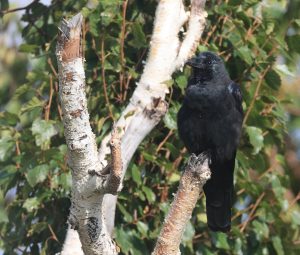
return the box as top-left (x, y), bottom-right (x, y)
top-left (228, 82), bottom-right (243, 115)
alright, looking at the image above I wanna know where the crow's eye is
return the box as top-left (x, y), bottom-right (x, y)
top-left (207, 60), bottom-right (212, 65)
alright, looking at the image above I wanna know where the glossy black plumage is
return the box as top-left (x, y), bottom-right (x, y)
top-left (177, 52), bottom-right (243, 232)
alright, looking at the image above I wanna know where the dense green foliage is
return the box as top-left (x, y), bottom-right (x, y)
top-left (1, 0), bottom-right (300, 254)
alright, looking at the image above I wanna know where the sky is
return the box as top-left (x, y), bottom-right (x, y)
top-left (1, 0), bottom-right (51, 46)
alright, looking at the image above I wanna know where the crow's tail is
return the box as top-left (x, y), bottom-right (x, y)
top-left (203, 154), bottom-right (235, 232)
top-left (203, 182), bottom-right (233, 232)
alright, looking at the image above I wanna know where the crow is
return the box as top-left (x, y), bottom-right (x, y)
top-left (177, 51), bottom-right (243, 232)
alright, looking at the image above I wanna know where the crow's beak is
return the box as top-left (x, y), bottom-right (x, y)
top-left (186, 57), bottom-right (204, 68)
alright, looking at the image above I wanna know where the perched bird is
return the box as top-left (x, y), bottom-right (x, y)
top-left (177, 51), bottom-right (243, 232)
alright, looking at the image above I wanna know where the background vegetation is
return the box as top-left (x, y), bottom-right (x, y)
top-left (1, 0), bottom-right (300, 254)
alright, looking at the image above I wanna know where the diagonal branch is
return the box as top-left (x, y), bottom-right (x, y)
top-left (152, 153), bottom-right (211, 255)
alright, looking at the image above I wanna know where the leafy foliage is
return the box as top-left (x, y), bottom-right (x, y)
top-left (0, 0), bottom-right (300, 254)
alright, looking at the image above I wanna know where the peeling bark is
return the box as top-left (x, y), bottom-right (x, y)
top-left (56, 13), bottom-right (121, 255)
top-left (152, 153), bottom-right (211, 255)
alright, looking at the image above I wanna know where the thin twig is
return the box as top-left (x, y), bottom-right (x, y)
top-left (156, 130), bottom-right (174, 153)
top-left (122, 74), bottom-right (132, 102)
top-left (0, 0), bottom-right (38, 15)
top-left (48, 224), bottom-right (60, 243)
top-left (119, 0), bottom-right (128, 100)
top-left (231, 204), bottom-right (254, 221)
top-left (47, 58), bottom-right (58, 77)
top-left (101, 39), bottom-right (114, 120)
top-left (242, 66), bottom-right (271, 126)
top-left (288, 192), bottom-right (300, 209)
top-left (15, 140), bottom-right (21, 169)
top-left (54, 81), bottom-right (63, 121)
top-left (240, 192), bottom-right (266, 232)
top-left (45, 75), bottom-right (54, 121)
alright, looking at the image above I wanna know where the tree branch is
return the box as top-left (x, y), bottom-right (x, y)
top-left (175, 0), bottom-right (208, 69)
top-left (0, 0), bottom-right (39, 15)
top-left (152, 153), bottom-right (211, 255)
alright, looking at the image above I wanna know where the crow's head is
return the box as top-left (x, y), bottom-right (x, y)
top-left (186, 51), bottom-right (224, 73)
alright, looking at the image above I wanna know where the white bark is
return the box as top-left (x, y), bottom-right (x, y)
top-left (60, 0), bottom-right (207, 254)
top-left (57, 14), bottom-right (120, 255)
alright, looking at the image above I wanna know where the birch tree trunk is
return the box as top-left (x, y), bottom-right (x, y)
top-left (59, 0), bottom-right (207, 254)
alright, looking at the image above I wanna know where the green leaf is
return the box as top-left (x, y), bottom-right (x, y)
top-left (0, 165), bottom-right (17, 187)
top-left (130, 22), bottom-right (147, 49)
top-left (0, 111), bottom-right (19, 126)
top-left (32, 119), bottom-right (58, 150)
top-left (117, 202), bottom-right (133, 222)
top-left (115, 228), bottom-right (147, 254)
top-left (115, 227), bottom-right (132, 253)
top-left (19, 44), bottom-right (39, 53)
top-left (163, 111), bottom-right (177, 130)
top-left (131, 164), bottom-right (142, 186)
top-left (228, 0), bottom-right (242, 6)
top-left (246, 126), bottom-right (264, 154)
top-left (197, 213), bottom-right (207, 223)
top-left (89, 11), bottom-right (100, 36)
top-left (0, 137), bottom-right (15, 162)
top-left (13, 84), bottom-right (33, 99)
top-left (272, 236), bottom-right (284, 255)
top-left (182, 221), bottom-right (195, 245)
top-left (294, 19), bottom-right (300, 27)
top-left (0, 191), bottom-right (8, 223)
top-left (265, 22), bottom-right (274, 35)
top-left (23, 197), bottom-right (39, 212)
top-left (0, 207), bottom-right (8, 223)
top-left (252, 220), bottom-right (269, 240)
top-left (26, 164), bottom-right (49, 187)
top-left (275, 64), bottom-right (294, 77)
top-left (233, 237), bottom-right (243, 254)
top-left (28, 222), bottom-right (48, 236)
top-left (175, 75), bottom-right (187, 94)
top-left (142, 186), bottom-right (156, 203)
top-left (58, 172), bottom-right (72, 190)
top-left (265, 69), bottom-right (281, 90)
top-left (159, 202), bottom-right (170, 214)
top-left (215, 232), bottom-right (230, 250)
top-left (136, 221), bottom-right (148, 236)
top-left (287, 34), bottom-right (300, 54)
top-left (236, 46), bottom-right (253, 65)
top-left (168, 173), bottom-right (180, 183)
top-left (0, 0), bottom-right (9, 11)
top-left (21, 97), bottom-right (44, 114)
top-left (291, 210), bottom-right (300, 225)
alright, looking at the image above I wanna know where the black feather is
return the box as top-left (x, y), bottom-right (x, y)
top-left (177, 51), bottom-right (243, 232)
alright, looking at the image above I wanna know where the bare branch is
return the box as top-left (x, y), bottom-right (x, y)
top-left (104, 126), bottom-right (123, 194)
top-left (152, 153), bottom-right (211, 255)
top-left (0, 0), bottom-right (38, 15)
top-left (175, 0), bottom-right (207, 69)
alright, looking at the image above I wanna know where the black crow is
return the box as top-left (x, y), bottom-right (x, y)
top-left (177, 51), bottom-right (243, 232)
